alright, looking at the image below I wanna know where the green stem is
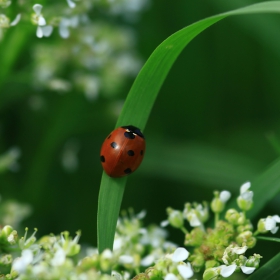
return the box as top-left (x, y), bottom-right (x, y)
top-left (215, 212), bottom-right (219, 227)
top-left (180, 226), bottom-right (189, 235)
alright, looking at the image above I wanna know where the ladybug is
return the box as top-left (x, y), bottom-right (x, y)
top-left (100, 125), bottom-right (146, 178)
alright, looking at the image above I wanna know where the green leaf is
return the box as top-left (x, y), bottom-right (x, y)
top-left (257, 236), bottom-right (280, 243)
top-left (247, 252), bottom-right (280, 280)
top-left (248, 158), bottom-right (280, 219)
top-left (97, 1), bottom-right (280, 254)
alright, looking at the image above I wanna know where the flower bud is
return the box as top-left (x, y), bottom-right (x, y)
top-left (205, 260), bottom-right (220, 269)
top-left (237, 182), bottom-right (254, 211)
top-left (0, 254), bottom-right (12, 266)
top-left (190, 253), bottom-right (204, 272)
top-left (100, 249), bottom-right (113, 272)
top-left (211, 191), bottom-right (225, 213)
top-left (1, 225), bottom-right (14, 237)
top-left (222, 245), bottom-right (248, 265)
top-left (225, 209), bottom-right (240, 225)
top-left (236, 231), bottom-right (256, 248)
top-left (257, 218), bottom-right (267, 233)
top-left (203, 267), bottom-right (219, 280)
top-left (184, 227), bottom-right (205, 247)
top-left (236, 221), bottom-right (253, 233)
top-left (245, 254), bottom-right (262, 268)
top-left (167, 208), bottom-right (184, 229)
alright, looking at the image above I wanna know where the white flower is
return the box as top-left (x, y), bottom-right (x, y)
top-left (240, 182), bottom-right (251, 193)
top-left (0, 14), bottom-right (21, 29)
top-left (140, 254), bottom-right (155, 266)
top-left (186, 211), bottom-right (201, 227)
top-left (172, 247), bottom-right (189, 262)
top-left (136, 209), bottom-right (147, 219)
top-left (66, 0), bottom-right (76, 8)
top-left (32, 4), bottom-right (53, 38)
top-left (101, 249), bottom-right (113, 259)
top-left (264, 215), bottom-right (280, 234)
top-left (163, 248), bottom-right (193, 279)
top-left (33, 4), bottom-right (46, 26)
top-left (59, 16), bottom-right (79, 39)
top-left (0, 0), bottom-right (11, 8)
top-left (13, 249), bottom-right (33, 273)
top-left (113, 238), bottom-right (123, 251)
top-left (37, 25), bottom-right (53, 38)
top-left (119, 255), bottom-right (134, 264)
top-left (220, 190), bottom-right (231, 203)
top-left (51, 248), bottom-right (66, 266)
top-left (237, 181), bottom-right (253, 211)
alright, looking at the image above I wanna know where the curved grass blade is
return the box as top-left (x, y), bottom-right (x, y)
top-left (98, 173), bottom-right (127, 253)
top-left (98, 1), bottom-right (280, 254)
top-left (248, 157), bottom-right (280, 219)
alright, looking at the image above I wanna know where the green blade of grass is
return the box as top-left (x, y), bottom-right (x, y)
top-left (98, 1), bottom-right (280, 254)
top-left (97, 173), bottom-right (127, 254)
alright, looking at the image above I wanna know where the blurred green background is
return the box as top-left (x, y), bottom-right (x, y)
top-left (1, 0), bottom-right (280, 262)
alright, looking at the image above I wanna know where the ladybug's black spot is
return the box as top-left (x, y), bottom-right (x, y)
top-left (140, 150), bottom-right (144, 155)
top-left (100, 155), bottom-right (105, 162)
top-left (124, 168), bottom-right (132, 174)
top-left (111, 142), bottom-right (117, 148)
top-left (127, 150), bottom-right (134, 156)
top-left (107, 134), bottom-right (111, 139)
top-left (124, 131), bottom-right (135, 139)
top-left (121, 125), bottom-right (145, 138)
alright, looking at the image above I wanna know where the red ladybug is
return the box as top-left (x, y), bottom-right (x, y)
top-left (100, 125), bottom-right (146, 178)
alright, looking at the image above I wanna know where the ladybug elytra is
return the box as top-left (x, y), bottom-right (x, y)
top-left (100, 125), bottom-right (146, 178)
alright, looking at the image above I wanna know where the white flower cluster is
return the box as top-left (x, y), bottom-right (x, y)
top-left (1, 0), bottom-right (148, 101)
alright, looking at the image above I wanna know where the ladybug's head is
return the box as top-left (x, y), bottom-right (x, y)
top-left (121, 125), bottom-right (144, 138)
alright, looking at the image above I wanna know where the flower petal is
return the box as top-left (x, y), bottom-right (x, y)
top-left (272, 215), bottom-right (280, 223)
top-left (119, 255), bottom-right (134, 264)
top-left (165, 273), bottom-right (178, 280)
top-left (59, 25), bottom-right (70, 39)
top-left (240, 182), bottom-right (251, 194)
top-left (177, 263), bottom-right (193, 279)
top-left (240, 266), bottom-right (256, 274)
top-left (271, 226), bottom-right (279, 234)
top-left (160, 220), bottom-right (169, 227)
top-left (51, 248), bottom-right (65, 266)
top-left (172, 247), bottom-right (189, 262)
top-left (38, 16), bottom-right (46, 26)
top-left (188, 213), bottom-right (201, 227)
top-left (66, 0), bottom-right (76, 8)
top-left (140, 255), bottom-right (154, 266)
top-left (265, 217), bottom-right (276, 231)
top-left (10, 14), bottom-right (21, 26)
top-left (220, 264), bottom-right (237, 277)
top-left (36, 26), bottom-right (43, 38)
top-left (41, 25), bottom-right (53, 37)
top-left (33, 4), bottom-right (43, 15)
top-left (220, 191), bottom-right (231, 203)
top-left (232, 246), bottom-right (248, 255)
